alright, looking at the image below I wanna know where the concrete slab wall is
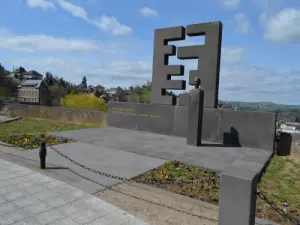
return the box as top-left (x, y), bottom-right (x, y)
top-left (108, 101), bottom-right (277, 151)
top-left (3, 103), bottom-right (107, 125)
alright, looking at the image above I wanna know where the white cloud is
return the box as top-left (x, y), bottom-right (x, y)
top-left (27, 0), bottom-right (55, 9)
top-left (11, 58), bottom-right (152, 87)
top-left (254, 0), bottom-right (284, 12)
top-left (219, 66), bottom-right (300, 104)
top-left (221, 47), bottom-right (245, 63)
top-left (55, 0), bottom-right (88, 20)
top-left (140, 7), bottom-right (158, 17)
top-left (222, 0), bottom-right (240, 9)
top-left (262, 8), bottom-right (300, 43)
top-left (93, 15), bottom-right (133, 37)
top-left (0, 29), bottom-right (122, 53)
top-left (234, 12), bottom-right (251, 34)
top-left (51, 0), bottom-right (132, 36)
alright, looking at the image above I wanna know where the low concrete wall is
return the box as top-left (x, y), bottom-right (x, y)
top-left (108, 102), bottom-right (277, 151)
top-left (4, 104), bottom-right (107, 125)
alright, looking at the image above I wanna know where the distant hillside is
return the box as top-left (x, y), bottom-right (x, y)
top-left (219, 100), bottom-right (300, 122)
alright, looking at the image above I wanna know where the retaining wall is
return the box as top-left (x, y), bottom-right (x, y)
top-left (2, 104), bottom-right (107, 125)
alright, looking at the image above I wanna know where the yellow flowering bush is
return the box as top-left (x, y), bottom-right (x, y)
top-left (60, 94), bottom-right (108, 112)
top-left (5, 134), bottom-right (72, 150)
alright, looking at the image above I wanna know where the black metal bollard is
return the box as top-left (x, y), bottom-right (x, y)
top-left (39, 137), bottom-right (47, 169)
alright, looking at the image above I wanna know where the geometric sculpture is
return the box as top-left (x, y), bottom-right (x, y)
top-left (151, 21), bottom-right (222, 108)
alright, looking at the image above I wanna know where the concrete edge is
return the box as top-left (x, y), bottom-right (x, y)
top-left (0, 117), bottom-right (21, 124)
top-left (125, 181), bottom-right (279, 225)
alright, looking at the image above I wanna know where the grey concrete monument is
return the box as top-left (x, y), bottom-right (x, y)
top-left (106, 21), bottom-right (277, 225)
top-left (151, 26), bottom-right (186, 106)
top-left (151, 21), bottom-right (222, 108)
top-left (187, 77), bottom-right (204, 146)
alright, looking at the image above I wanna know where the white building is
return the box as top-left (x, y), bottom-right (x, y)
top-left (280, 122), bottom-right (300, 134)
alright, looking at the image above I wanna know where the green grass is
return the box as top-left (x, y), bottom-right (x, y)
top-left (134, 157), bottom-right (300, 225)
top-left (0, 118), bottom-right (100, 148)
top-left (0, 118), bottom-right (98, 137)
top-left (256, 156), bottom-right (300, 224)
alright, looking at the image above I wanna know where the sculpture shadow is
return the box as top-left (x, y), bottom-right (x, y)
top-left (222, 127), bottom-right (241, 147)
top-left (200, 127), bottom-right (241, 147)
top-left (45, 166), bottom-right (68, 170)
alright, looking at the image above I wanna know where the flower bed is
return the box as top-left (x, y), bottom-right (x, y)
top-left (134, 161), bottom-right (220, 204)
top-left (4, 134), bottom-right (72, 150)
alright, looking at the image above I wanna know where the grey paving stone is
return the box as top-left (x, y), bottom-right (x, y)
top-left (85, 217), bottom-right (115, 225)
top-left (48, 217), bottom-right (79, 225)
top-left (81, 195), bottom-right (103, 206)
top-left (45, 193), bottom-right (80, 207)
top-left (4, 189), bottom-right (31, 201)
top-left (88, 201), bottom-right (118, 216)
top-left (0, 146), bottom-right (153, 225)
top-left (0, 181), bottom-right (11, 188)
top-left (7, 176), bottom-right (32, 185)
top-left (13, 218), bottom-right (42, 225)
top-left (68, 207), bottom-right (104, 224)
top-left (43, 180), bottom-right (66, 189)
top-left (24, 173), bottom-right (54, 184)
top-left (0, 185), bottom-right (20, 195)
top-left (0, 209), bottom-right (29, 225)
top-left (0, 202), bottom-right (20, 215)
top-left (122, 218), bottom-right (150, 225)
top-left (33, 208), bottom-right (66, 225)
top-left (32, 189), bottom-right (65, 201)
top-left (21, 201), bottom-right (53, 216)
top-left (56, 199), bottom-right (91, 216)
top-left (68, 189), bottom-right (89, 198)
top-left (0, 195), bottom-right (6, 204)
top-left (25, 184), bottom-right (50, 195)
top-left (102, 209), bottom-right (135, 224)
top-left (11, 195), bottom-right (41, 208)
top-left (16, 181), bottom-right (35, 189)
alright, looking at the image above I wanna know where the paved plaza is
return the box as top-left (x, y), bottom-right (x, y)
top-left (0, 158), bottom-right (149, 225)
top-left (51, 127), bottom-right (272, 172)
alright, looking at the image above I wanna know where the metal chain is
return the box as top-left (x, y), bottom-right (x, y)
top-left (1, 139), bottom-right (300, 225)
top-left (0, 142), bottom-right (218, 222)
top-left (48, 145), bottom-right (220, 185)
top-left (256, 191), bottom-right (300, 225)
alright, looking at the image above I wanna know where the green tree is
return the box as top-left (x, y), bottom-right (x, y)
top-left (81, 76), bottom-right (87, 88)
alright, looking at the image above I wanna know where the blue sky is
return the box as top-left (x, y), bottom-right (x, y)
top-left (1, 0), bottom-right (300, 104)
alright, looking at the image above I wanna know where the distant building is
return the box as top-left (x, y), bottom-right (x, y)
top-left (6, 70), bottom-right (43, 82)
top-left (17, 80), bottom-right (49, 105)
top-left (280, 122), bottom-right (300, 134)
top-left (22, 70), bottom-right (43, 80)
top-left (106, 88), bottom-right (134, 102)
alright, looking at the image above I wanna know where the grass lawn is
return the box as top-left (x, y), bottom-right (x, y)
top-left (134, 156), bottom-right (300, 225)
top-left (0, 118), bottom-right (100, 149)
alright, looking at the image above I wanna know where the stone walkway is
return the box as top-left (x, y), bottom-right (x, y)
top-left (0, 158), bottom-right (149, 225)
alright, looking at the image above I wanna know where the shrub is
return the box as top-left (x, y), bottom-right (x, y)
top-left (60, 94), bottom-right (108, 112)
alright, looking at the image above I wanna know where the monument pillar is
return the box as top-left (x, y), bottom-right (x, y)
top-left (187, 78), bottom-right (204, 146)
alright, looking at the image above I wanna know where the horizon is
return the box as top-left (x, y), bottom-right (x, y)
top-left (1, 0), bottom-right (300, 105)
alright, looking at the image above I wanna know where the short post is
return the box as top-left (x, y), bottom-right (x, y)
top-left (187, 77), bottom-right (204, 146)
top-left (219, 169), bottom-right (258, 225)
top-left (39, 135), bottom-right (47, 169)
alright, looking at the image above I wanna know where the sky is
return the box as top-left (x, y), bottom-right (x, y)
top-left (1, 0), bottom-right (300, 104)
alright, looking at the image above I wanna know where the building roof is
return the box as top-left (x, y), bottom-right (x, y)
top-left (18, 79), bottom-right (44, 88)
top-left (23, 70), bottom-right (43, 76)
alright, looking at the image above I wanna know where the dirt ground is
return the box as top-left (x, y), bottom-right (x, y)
top-left (94, 183), bottom-right (275, 225)
top-left (95, 183), bottom-right (219, 225)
